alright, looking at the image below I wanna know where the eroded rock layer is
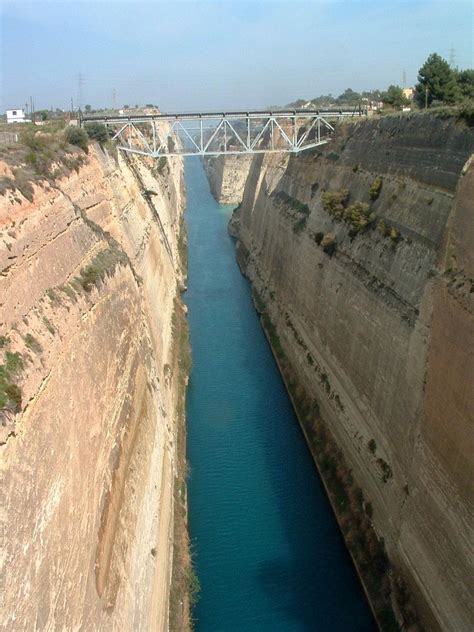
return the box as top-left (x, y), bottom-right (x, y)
top-left (230, 114), bottom-right (473, 631)
top-left (1, 144), bottom-right (190, 630)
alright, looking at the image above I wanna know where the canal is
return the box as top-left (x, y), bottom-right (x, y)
top-left (184, 157), bottom-right (376, 632)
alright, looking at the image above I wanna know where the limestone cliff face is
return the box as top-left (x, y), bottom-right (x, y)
top-left (230, 114), bottom-right (473, 631)
top-left (0, 144), bottom-right (190, 630)
top-left (203, 154), bottom-right (252, 203)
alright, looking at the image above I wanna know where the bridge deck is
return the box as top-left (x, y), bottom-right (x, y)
top-left (80, 109), bottom-right (366, 157)
top-left (81, 109), bottom-right (365, 124)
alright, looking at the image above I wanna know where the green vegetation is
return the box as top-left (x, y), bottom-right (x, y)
top-left (344, 202), bottom-right (372, 231)
top-left (42, 316), bottom-right (56, 335)
top-left (313, 231), bottom-right (324, 245)
top-left (84, 122), bottom-right (109, 144)
top-left (46, 288), bottom-right (60, 304)
top-left (0, 336), bottom-right (9, 349)
top-left (187, 568), bottom-right (201, 606)
top-left (76, 246), bottom-right (128, 292)
top-left (310, 181), bottom-right (319, 196)
top-left (381, 85), bottom-right (409, 109)
top-left (321, 189), bottom-right (349, 216)
top-left (0, 125), bottom-right (88, 201)
top-left (377, 458), bottom-right (393, 483)
top-left (177, 216), bottom-right (188, 276)
top-left (293, 217), bottom-right (307, 234)
top-left (64, 126), bottom-right (89, 153)
top-left (415, 52), bottom-right (472, 107)
top-left (59, 283), bottom-right (78, 302)
top-left (321, 190), bottom-right (373, 233)
top-left (320, 195), bottom-right (401, 245)
top-left (320, 372), bottom-right (330, 393)
top-left (0, 350), bottom-right (24, 414)
top-left (23, 333), bottom-right (42, 353)
top-left (368, 438), bottom-right (377, 454)
top-left (289, 51), bottom-right (472, 118)
top-left (273, 190), bottom-right (310, 216)
top-left (378, 219), bottom-right (400, 243)
top-left (156, 156), bottom-right (168, 175)
top-left (168, 297), bottom-right (193, 631)
top-left (272, 190), bottom-right (311, 234)
top-left (369, 176), bottom-right (383, 201)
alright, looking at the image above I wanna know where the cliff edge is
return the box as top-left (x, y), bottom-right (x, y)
top-left (1, 138), bottom-right (191, 630)
top-left (231, 113), bottom-right (473, 631)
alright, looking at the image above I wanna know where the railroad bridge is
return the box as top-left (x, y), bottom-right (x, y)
top-left (80, 109), bottom-right (366, 158)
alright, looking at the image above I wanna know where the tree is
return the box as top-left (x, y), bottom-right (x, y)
top-left (382, 85), bottom-right (409, 109)
top-left (85, 104), bottom-right (92, 113)
top-left (311, 94), bottom-right (336, 107)
top-left (456, 69), bottom-right (474, 99)
top-left (336, 88), bottom-right (361, 105)
top-left (414, 53), bottom-right (460, 107)
top-left (84, 122), bottom-right (109, 144)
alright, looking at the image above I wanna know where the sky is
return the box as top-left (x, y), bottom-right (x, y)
top-left (1, 0), bottom-right (472, 112)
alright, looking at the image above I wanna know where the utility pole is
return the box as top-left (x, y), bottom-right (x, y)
top-left (77, 72), bottom-right (85, 111)
top-left (30, 96), bottom-right (34, 122)
top-left (425, 85), bottom-right (429, 109)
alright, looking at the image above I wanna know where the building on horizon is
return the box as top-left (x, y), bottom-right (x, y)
top-left (6, 108), bottom-right (30, 124)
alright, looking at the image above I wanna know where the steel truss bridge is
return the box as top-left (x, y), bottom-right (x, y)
top-left (80, 110), bottom-right (365, 158)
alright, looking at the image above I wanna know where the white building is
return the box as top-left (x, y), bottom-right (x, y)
top-left (6, 109), bottom-right (29, 124)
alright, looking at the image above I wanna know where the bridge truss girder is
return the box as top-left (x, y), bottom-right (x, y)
top-left (81, 110), bottom-right (363, 158)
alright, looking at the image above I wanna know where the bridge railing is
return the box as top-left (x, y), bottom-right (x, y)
top-left (81, 109), bottom-right (366, 158)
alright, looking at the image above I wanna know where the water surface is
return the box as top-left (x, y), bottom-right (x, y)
top-left (184, 157), bottom-right (375, 632)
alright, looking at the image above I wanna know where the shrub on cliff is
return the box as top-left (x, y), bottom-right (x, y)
top-left (64, 126), bottom-right (89, 153)
top-left (321, 190), bottom-right (349, 217)
top-left (84, 122), bottom-right (109, 144)
top-left (345, 203), bottom-right (372, 231)
top-left (369, 176), bottom-right (382, 200)
top-left (156, 156), bottom-right (167, 175)
top-left (321, 233), bottom-right (337, 256)
top-left (77, 246), bottom-right (128, 292)
top-left (0, 351), bottom-right (24, 414)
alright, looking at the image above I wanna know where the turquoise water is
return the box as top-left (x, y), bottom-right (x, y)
top-left (184, 157), bottom-right (376, 632)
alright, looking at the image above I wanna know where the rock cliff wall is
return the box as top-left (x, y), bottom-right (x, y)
top-left (229, 114), bottom-right (473, 631)
top-left (0, 142), bottom-right (191, 630)
top-left (203, 154), bottom-right (252, 203)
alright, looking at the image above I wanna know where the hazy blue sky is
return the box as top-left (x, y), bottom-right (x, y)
top-left (1, 0), bottom-right (472, 112)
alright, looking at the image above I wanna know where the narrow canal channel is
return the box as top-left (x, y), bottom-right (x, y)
top-left (184, 157), bottom-right (376, 632)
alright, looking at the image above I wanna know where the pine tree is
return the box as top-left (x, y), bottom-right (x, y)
top-left (456, 69), bottom-right (474, 99)
top-left (414, 53), bottom-right (460, 107)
